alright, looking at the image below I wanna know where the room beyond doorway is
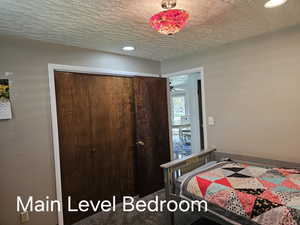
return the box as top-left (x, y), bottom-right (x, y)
top-left (168, 71), bottom-right (205, 160)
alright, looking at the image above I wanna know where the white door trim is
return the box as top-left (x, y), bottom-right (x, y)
top-left (48, 64), bottom-right (160, 225)
top-left (49, 63), bottom-right (160, 77)
top-left (162, 67), bottom-right (208, 156)
top-left (161, 67), bottom-right (204, 78)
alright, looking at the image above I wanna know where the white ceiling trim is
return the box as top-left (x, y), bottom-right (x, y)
top-left (49, 64), bottom-right (160, 77)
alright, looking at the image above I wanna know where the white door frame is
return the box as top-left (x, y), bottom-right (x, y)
top-left (162, 67), bottom-right (208, 159)
top-left (48, 63), bottom-right (160, 225)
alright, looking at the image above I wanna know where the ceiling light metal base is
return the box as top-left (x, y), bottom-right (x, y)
top-left (162, 0), bottom-right (177, 9)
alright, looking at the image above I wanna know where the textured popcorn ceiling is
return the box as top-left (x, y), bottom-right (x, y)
top-left (0, 0), bottom-right (299, 61)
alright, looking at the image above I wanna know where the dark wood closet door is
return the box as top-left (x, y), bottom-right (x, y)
top-left (55, 72), bottom-right (136, 225)
top-left (133, 77), bottom-right (171, 197)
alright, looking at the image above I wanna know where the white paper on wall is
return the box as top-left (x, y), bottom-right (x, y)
top-left (0, 79), bottom-right (12, 120)
top-left (0, 101), bottom-right (12, 119)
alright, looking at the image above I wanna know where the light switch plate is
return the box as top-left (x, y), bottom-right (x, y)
top-left (208, 116), bottom-right (215, 126)
top-left (4, 72), bottom-right (13, 76)
top-left (20, 211), bottom-right (29, 224)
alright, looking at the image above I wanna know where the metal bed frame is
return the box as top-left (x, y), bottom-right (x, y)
top-left (160, 148), bottom-right (300, 225)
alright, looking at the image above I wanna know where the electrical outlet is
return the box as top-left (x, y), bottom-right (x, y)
top-left (20, 211), bottom-right (29, 224)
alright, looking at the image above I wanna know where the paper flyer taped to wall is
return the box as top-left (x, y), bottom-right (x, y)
top-left (0, 79), bottom-right (12, 120)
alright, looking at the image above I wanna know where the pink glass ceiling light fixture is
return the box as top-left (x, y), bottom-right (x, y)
top-left (150, 0), bottom-right (189, 35)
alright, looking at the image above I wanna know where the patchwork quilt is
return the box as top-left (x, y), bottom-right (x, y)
top-left (182, 161), bottom-right (300, 225)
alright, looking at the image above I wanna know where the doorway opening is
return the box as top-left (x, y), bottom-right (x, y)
top-left (168, 72), bottom-right (205, 160)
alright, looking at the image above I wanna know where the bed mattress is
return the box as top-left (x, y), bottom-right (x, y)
top-left (180, 161), bottom-right (300, 225)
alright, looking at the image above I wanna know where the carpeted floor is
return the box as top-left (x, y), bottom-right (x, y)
top-left (74, 190), bottom-right (219, 225)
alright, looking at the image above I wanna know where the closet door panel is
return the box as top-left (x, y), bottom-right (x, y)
top-left (133, 77), bottom-right (171, 197)
top-left (88, 75), bottom-right (137, 202)
top-left (55, 72), bottom-right (94, 225)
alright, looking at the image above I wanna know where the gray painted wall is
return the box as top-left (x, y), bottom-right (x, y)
top-left (2, 24), bottom-right (300, 225)
top-left (162, 25), bottom-right (300, 163)
top-left (0, 36), bottom-right (160, 225)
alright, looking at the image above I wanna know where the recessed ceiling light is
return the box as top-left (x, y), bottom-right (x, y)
top-left (264, 0), bottom-right (287, 8)
top-left (122, 46), bottom-right (135, 51)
